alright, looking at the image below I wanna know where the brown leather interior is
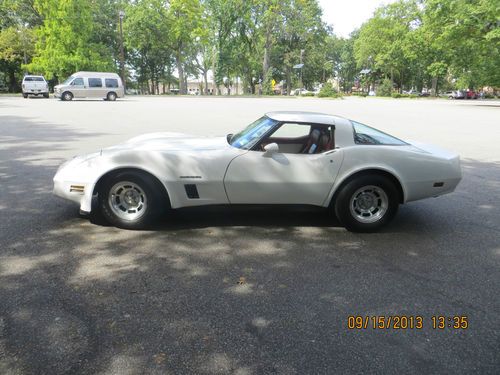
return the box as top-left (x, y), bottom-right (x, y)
top-left (259, 125), bottom-right (334, 154)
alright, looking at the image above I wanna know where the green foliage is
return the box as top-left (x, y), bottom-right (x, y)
top-left (377, 78), bottom-right (393, 97)
top-left (27, 0), bottom-right (114, 80)
top-left (1, 0), bottom-right (499, 93)
top-left (318, 82), bottom-right (340, 98)
top-left (0, 26), bottom-right (35, 91)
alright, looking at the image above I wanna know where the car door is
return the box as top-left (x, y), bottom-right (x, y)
top-left (224, 123), bottom-right (344, 206)
top-left (70, 77), bottom-right (86, 98)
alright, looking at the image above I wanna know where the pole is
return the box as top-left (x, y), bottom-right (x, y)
top-left (119, 11), bottom-right (126, 92)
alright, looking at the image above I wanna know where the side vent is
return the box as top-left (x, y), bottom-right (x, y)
top-left (184, 184), bottom-right (199, 199)
top-left (70, 185), bottom-right (85, 194)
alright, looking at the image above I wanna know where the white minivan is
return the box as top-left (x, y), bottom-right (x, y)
top-left (54, 72), bottom-right (124, 101)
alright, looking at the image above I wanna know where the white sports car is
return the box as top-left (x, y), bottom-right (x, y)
top-left (53, 111), bottom-right (462, 232)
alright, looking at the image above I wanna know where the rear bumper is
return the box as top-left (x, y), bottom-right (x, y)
top-left (23, 90), bottom-right (48, 95)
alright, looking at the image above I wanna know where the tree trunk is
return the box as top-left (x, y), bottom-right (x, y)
top-left (431, 77), bottom-right (438, 96)
top-left (286, 66), bottom-right (291, 95)
top-left (176, 51), bottom-right (186, 95)
top-left (203, 70), bottom-right (208, 95)
top-left (212, 49), bottom-right (218, 96)
top-left (8, 68), bottom-right (19, 93)
top-left (262, 31), bottom-right (271, 81)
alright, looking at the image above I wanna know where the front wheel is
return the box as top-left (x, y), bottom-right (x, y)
top-left (98, 171), bottom-right (166, 229)
top-left (106, 92), bottom-right (117, 101)
top-left (62, 91), bottom-right (73, 101)
top-left (23, 93), bottom-right (28, 98)
top-left (334, 175), bottom-right (399, 232)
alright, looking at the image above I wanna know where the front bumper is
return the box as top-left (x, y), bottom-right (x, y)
top-left (53, 153), bottom-right (101, 212)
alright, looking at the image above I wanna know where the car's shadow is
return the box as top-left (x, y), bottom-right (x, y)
top-left (88, 203), bottom-right (340, 230)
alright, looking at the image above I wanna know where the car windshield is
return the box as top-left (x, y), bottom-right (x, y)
top-left (352, 121), bottom-right (407, 145)
top-left (62, 76), bottom-right (75, 85)
top-left (229, 116), bottom-right (278, 149)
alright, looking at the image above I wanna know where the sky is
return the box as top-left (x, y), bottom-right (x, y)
top-left (318, 0), bottom-right (398, 37)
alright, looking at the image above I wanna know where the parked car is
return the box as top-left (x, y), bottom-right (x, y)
top-left (53, 111), bottom-right (462, 232)
top-left (292, 88), bottom-right (312, 96)
top-left (22, 75), bottom-right (49, 98)
top-left (54, 72), bottom-right (124, 101)
top-left (443, 90), bottom-right (465, 99)
top-left (403, 89), bottom-right (419, 95)
top-left (465, 90), bottom-right (477, 99)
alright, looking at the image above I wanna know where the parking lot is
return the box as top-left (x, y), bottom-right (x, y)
top-left (0, 96), bottom-right (499, 374)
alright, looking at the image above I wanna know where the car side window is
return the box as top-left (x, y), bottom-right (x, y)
top-left (88, 78), bottom-right (103, 88)
top-left (71, 78), bottom-right (84, 86)
top-left (271, 123), bottom-right (311, 138)
top-left (263, 123), bottom-right (334, 154)
top-left (105, 78), bottom-right (118, 88)
top-left (352, 121), bottom-right (407, 145)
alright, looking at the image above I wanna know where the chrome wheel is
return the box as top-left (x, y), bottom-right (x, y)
top-left (63, 92), bottom-right (73, 101)
top-left (349, 185), bottom-right (388, 224)
top-left (108, 181), bottom-right (147, 221)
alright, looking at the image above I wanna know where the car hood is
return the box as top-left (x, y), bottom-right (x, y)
top-left (104, 132), bottom-right (231, 153)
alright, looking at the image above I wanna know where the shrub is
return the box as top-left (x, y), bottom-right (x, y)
top-left (318, 82), bottom-right (341, 98)
top-left (302, 92), bottom-right (315, 97)
top-left (377, 78), bottom-right (393, 97)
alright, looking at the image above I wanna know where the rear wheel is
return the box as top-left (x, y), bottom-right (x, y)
top-left (106, 92), bottom-right (117, 101)
top-left (334, 174), bottom-right (399, 232)
top-left (62, 91), bottom-right (73, 101)
top-left (98, 171), bottom-right (166, 229)
top-left (43, 93), bottom-right (49, 98)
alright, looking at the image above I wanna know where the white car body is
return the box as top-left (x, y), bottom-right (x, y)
top-left (22, 75), bottom-right (49, 97)
top-left (54, 112), bottom-right (461, 217)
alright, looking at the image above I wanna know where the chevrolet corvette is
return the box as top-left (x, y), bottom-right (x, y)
top-left (53, 111), bottom-right (462, 231)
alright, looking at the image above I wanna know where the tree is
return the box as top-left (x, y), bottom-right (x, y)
top-left (165, 0), bottom-right (203, 94)
top-left (124, 0), bottom-right (173, 94)
top-left (354, 1), bottom-right (420, 91)
top-left (0, 26), bottom-right (35, 91)
top-left (27, 0), bottom-right (114, 81)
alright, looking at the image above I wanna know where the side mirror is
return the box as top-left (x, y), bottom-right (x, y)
top-left (263, 142), bottom-right (279, 154)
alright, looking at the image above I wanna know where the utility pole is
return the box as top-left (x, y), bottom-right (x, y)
top-left (118, 10), bottom-right (126, 92)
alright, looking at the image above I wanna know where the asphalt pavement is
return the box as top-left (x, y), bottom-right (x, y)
top-left (0, 95), bottom-right (499, 374)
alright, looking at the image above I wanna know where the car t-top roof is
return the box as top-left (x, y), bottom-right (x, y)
top-left (265, 111), bottom-right (340, 126)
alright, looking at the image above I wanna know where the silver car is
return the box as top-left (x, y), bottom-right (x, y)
top-left (54, 72), bottom-right (124, 101)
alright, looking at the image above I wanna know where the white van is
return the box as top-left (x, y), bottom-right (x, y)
top-left (54, 72), bottom-right (124, 101)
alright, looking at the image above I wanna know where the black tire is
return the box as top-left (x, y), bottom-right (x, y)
top-left (43, 93), bottom-right (49, 98)
top-left (98, 171), bottom-right (167, 229)
top-left (106, 92), bottom-right (117, 101)
top-left (62, 91), bottom-right (73, 101)
top-left (334, 174), bottom-right (399, 232)
top-left (23, 93), bottom-right (28, 98)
